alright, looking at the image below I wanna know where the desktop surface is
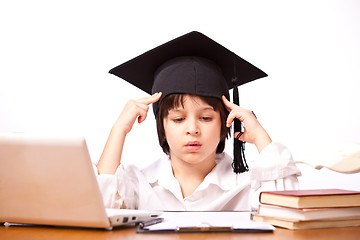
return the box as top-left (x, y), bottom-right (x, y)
top-left (1, 224), bottom-right (360, 240)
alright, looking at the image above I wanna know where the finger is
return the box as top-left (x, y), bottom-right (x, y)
top-left (137, 110), bottom-right (148, 124)
top-left (131, 93), bottom-right (160, 124)
top-left (124, 100), bottom-right (149, 123)
top-left (226, 111), bottom-right (244, 128)
top-left (234, 132), bottom-right (245, 141)
top-left (134, 104), bottom-right (150, 124)
top-left (222, 95), bottom-right (237, 111)
top-left (126, 100), bottom-right (149, 115)
top-left (138, 92), bottom-right (162, 105)
top-left (135, 100), bottom-right (154, 123)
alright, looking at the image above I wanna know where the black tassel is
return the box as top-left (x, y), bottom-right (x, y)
top-left (232, 77), bottom-right (249, 174)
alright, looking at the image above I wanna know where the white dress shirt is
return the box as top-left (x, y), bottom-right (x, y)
top-left (96, 142), bottom-right (301, 211)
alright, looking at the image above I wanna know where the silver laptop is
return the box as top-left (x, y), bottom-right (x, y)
top-left (0, 133), bottom-right (160, 230)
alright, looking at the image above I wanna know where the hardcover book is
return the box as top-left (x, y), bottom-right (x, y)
top-left (259, 189), bottom-right (360, 209)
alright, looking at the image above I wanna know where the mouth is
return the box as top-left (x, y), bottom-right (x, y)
top-left (184, 141), bottom-right (202, 152)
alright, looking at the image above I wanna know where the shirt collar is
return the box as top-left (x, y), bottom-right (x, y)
top-left (142, 152), bottom-right (241, 192)
top-left (142, 154), bottom-right (184, 199)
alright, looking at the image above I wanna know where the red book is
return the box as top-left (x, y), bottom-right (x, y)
top-left (259, 189), bottom-right (360, 209)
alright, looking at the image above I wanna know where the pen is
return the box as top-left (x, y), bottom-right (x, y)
top-left (138, 218), bottom-right (164, 228)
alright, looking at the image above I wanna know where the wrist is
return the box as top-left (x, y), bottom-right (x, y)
top-left (112, 120), bottom-right (131, 136)
top-left (253, 128), bottom-right (272, 153)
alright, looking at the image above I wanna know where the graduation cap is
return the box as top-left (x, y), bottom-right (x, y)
top-left (109, 31), bottom-right (267, 173)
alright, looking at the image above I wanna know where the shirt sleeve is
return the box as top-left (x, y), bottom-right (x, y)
top-left (248, 142), bottom-right (302, 210)
top-left (95, 164), bottom-right (139, 209)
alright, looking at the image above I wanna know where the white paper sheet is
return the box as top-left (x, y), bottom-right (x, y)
top-left (141, 211), bottom-right (275, 232)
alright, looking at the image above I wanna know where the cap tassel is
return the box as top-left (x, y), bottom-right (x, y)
top-left (232, 78), bottom-right (249, 174)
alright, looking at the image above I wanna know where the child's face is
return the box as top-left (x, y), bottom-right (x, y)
top-left (163, 95), bottom-right (222, 165)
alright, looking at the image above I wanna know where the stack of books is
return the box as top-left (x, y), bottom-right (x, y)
top-left (252, 189), bottom-right (360, 229)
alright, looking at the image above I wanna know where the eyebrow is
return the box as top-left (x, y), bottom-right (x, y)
top-left (170, 106), bottom-right (215, 112)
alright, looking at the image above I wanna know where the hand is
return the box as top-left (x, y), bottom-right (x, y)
top-left (98, 92), bottom-right (162, 174)
top-left (114, 92), bottom-right (162, 134)
top-left (222, 96), bottom-right (272, 153)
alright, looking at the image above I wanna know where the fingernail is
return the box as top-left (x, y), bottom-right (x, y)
top-left (235, 132), bottom-right (243, 140)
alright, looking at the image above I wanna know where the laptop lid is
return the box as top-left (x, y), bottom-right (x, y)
top-left (0, 133), bottom-right (157, 229)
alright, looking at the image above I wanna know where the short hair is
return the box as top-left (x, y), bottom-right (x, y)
top-left (156, 94), bottom-right (230, 155)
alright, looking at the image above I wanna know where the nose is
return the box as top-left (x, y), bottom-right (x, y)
top-left (186, 119), bottom-right (200, 135)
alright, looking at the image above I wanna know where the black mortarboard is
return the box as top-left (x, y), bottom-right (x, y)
top-left (109, 31), bottom-right (267, 173)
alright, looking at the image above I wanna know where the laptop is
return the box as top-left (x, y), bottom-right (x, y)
top-left (0, 133), bottom-right (160, 230)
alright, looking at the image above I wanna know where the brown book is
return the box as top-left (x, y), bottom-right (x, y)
top-left (257, 204), bottom-right (360, 221)
top-left (252, 214), bottom-right (360, 230)
top-left (259, 189), bottom-right (360, 209)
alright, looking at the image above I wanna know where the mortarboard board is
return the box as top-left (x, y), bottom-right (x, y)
top-left (109, 31), bottom-right (267, 173)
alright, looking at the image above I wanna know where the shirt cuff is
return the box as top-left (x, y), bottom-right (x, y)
top-left (249, 142), bottom-right (301, 181)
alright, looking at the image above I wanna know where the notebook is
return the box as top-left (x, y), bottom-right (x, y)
top-left (0, 133), bottom-right (160, 230)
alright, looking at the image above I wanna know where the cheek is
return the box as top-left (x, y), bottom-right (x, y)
top-left (163, 122), bottom-right (178, 144)
top-left (208, 120), bottom-right (222, 145)
top-left (210, 118), bottom-right (222, 136)
top-left (211, 124), bottom-right (222, 141)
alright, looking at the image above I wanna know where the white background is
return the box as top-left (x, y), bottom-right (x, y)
top-left (1, 0), bottom-right (359, 190)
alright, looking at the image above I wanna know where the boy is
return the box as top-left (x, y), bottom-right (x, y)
top-left (96, 32), bottom-right (300, 210)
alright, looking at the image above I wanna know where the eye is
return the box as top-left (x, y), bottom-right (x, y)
top-left (172, 117), bottom-right (184, 123)
top-left (201, 116), bottom-right (213, 121)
